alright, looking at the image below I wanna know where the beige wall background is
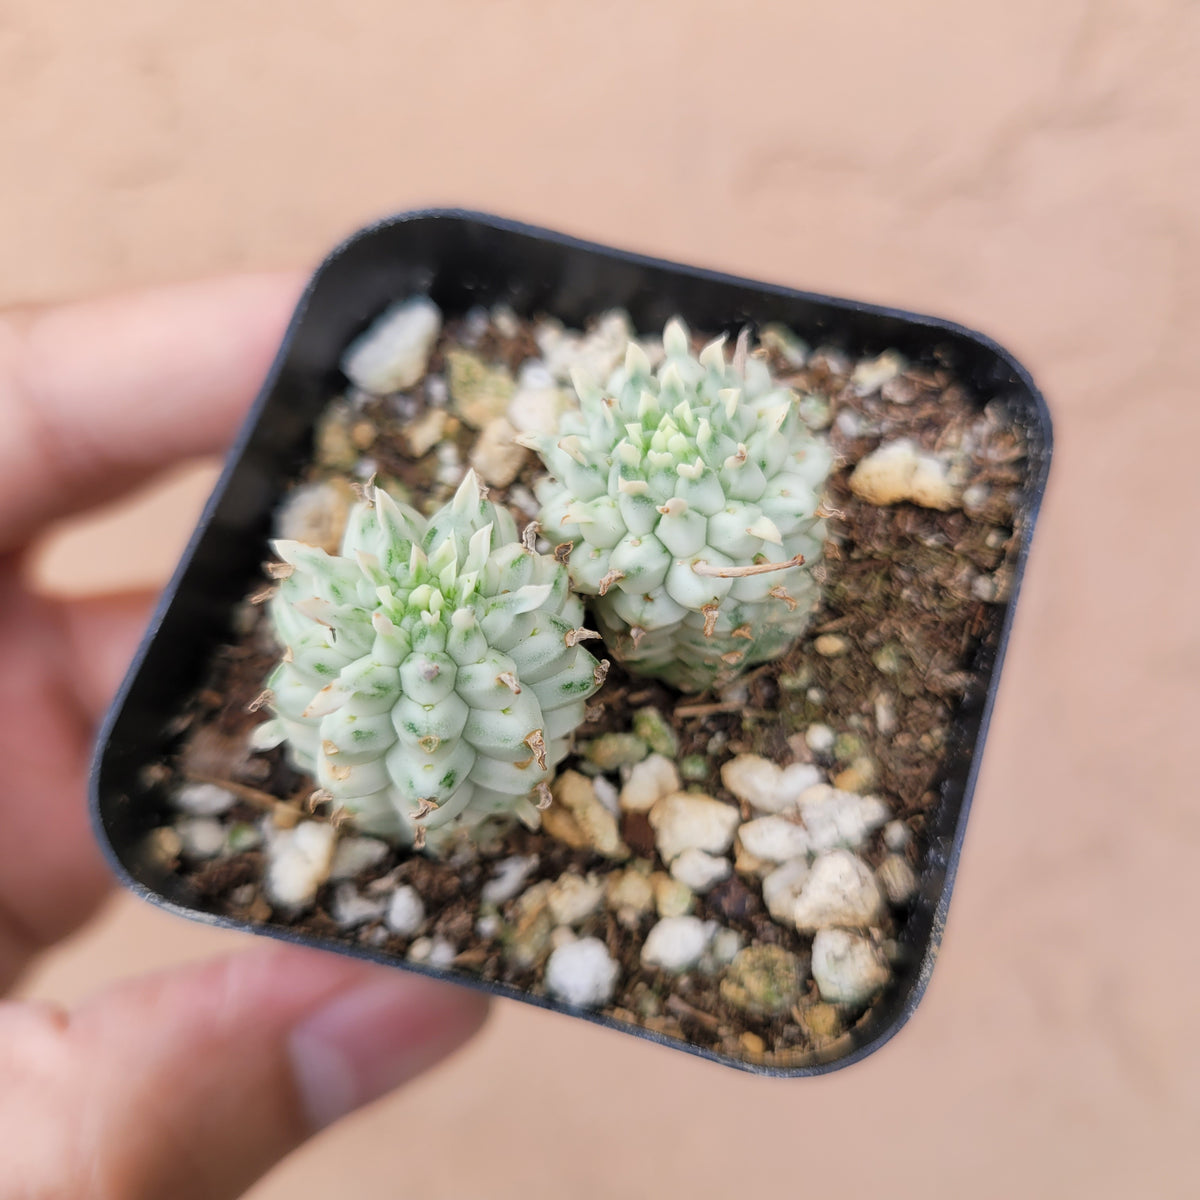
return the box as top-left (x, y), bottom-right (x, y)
top-left (6, 1), bottom-right (1199, 1196)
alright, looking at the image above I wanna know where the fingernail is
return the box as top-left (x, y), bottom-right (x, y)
top-left (288, 974), bottom-right (486, 1130)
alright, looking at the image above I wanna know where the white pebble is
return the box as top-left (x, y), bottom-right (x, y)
top-left (508, 362), bottom-right (572, 437)
top-left (778, 762), bottom-right (825, 805)
top-left (799, 785), bottom-right (890, 853)
top-left (475, 913), bottom-right (500, 940)
top-left (265, 821), bottom-right (336, 911)
top-left (386, 885), bottom-right (426, 936)
top-left (329, 836), bottom-right (390, 882)
top-left (341, 297), bottom-right (442, 394)
top-left (641, 916), bottom-right (715, 973)
top-left (791, 850), bottom-right (885, 932)
top-left (172, 782), bottom-right (235, 816)
top-left (620, 754), bottom-right (681, 813)
top-left (883, 820), bottom-right (912, 851)
top-left (649, 792), bottom-right (740, 863)
top-left (545, 938), bottom-right (620, 1009)
top-left (805, 724), bottom-right (836, 755)
top-left (761, 858), bottom-right (811, 925)
top-left (407, 936), bottom-right (457, 968)
top-left (812, 928), bottom-right (891, 1004)
top-left (481, 855), bottom-right (539, 906)
top-left (720, 754), bottom-right (783, 812)
top-left (669, 848), bottom-right (732, 893)
top-left (738, 816), bottom-right (812, 864)
top-left (176, 817), bottom-right (226, 861)
top-left (708, 927), bottom-right (744, 970)
top-left (330, 882), bottom-right (386, 928)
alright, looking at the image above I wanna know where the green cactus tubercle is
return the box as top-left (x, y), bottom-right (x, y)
top-left (253, 471), bottom-right (606, 848)
top-left (521, 318), bottom-right (832, 692)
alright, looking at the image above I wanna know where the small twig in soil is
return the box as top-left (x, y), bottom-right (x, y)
top-left (665, 995), bottom-right (721, 1031)
top-left (185, 774), bottom-right (286, 812)
top-left (674, 701), bottom-right (771, 719)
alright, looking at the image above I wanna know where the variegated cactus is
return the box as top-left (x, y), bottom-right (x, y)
top-left (253, 472), bottom-right (606, 849)
top-left (522, 319), bottom-right (832, 692)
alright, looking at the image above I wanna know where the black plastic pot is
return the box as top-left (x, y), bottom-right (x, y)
top-left (90, 209), bottom-right (1052, 1075)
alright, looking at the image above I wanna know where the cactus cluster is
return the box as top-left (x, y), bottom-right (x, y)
top-left (253, 472), bottom-right (605, 847)
top-left (521, 319), bottom-right (832, 692)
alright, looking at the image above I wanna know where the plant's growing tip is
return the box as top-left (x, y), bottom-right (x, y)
top-left (522, 319), bottom-right (832, 691)
top-left (253, 471), bottom-right (605, 849)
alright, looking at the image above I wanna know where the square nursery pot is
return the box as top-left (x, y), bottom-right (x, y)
top-left (91, 209), bottom-right (1051, 1075)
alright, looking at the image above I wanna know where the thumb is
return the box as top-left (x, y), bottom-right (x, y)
top-left (2, 944), bottom-right (488, 1200)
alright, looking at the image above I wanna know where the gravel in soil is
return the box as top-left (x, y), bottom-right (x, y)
top-left (144, 307), bottom-right (1032, 1070)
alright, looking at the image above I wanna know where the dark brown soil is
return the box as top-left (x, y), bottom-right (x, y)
top-left (153, 310), bottom-right (1032, 1071)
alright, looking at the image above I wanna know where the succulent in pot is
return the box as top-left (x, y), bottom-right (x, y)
top-left (521, 318), bottom-right (832, 692)
top-left (254, 471), bottom-right (605, 850)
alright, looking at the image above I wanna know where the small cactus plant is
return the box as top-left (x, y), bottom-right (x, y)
top-left (252, 472), bottom-right (606, 849)
top-left (521, 318), bottom-right (832, 692)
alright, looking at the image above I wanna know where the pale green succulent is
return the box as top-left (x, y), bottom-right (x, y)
top-left (252, 471), bottom-right (606, 848)
top-left (522, 319), bottom-right (832, 692)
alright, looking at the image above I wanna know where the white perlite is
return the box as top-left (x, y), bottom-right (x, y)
top-left (737, 815), bottom-right (812, 864)
top-left (176, 817), bottom-right (226, 861)
top-left (811, 928), bottom-right (890, 1004)
top-left (882, 819), bottom-right (911, 851)
top-left (669, 848), bottom-right (732, 893)
top-left (274, 479), bottom-right (352, 554)
top-left (535, 310), bottom-right (633, 382)
top-left (546, 872), bottom-right (605, 926)
top-left (481, 856), bottom-right (539, 906)
top-left (798, 785), bottom-right (890, 853)
top-left (265, 821), bottom-right (336, 911)
top-left (341, 297), bottom-right (442, 394)
top-left (329, 836), bottom-right (390, 882)
top-left (805, 724), bottom-right (836, 755)
top-left (545, 938), bottom-right (620, 1009)
top-left (649, 792), bottom-right (740, 863)
top-left (507, 361), bottom-right (573, 437)
top-left (620, 754), bottom-right (681, 813)
top-left (791, 850), bottom-right (885, 932)
top-left (851, 350), bottom-right (905, 396)
top-left (640, 916), bottom-right (715, 973)
top-left (761, 858), bottom-right (810, 925)
top-left (172, 782), bottom-right (235, 816)
top-left (849, 439), bottom-right (959, 511)
top-left (408, 937), bottom-right (457, 969)
top-left (717, 754), bottom-right (824, 819)
top-left (386, 885), bottom-right (426, 937)
top-left (330, 882), bottom-right (386, 928)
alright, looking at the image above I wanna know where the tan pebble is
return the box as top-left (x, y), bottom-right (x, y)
top-left (400, 407), bottom-right (448, 458)
top-left (832, 757), bottom-right (877, 792)
top-left (469, 417), bottom-right (529, 488)
top-left (813, 634), bottom-right (849, 657)
top-left (739, 1031), bottom-right (766, 1057)
top-left (799, 1001), bottom-right (843, 1040)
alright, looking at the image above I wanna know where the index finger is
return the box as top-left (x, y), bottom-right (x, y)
top-left (0, 272), bottom-right (305, 553)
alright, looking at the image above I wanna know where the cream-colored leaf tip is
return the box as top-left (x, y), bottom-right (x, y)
top-left (255, 471), bottom-right (605, 851)
top-left (524, 318), bottom-right (833, 692)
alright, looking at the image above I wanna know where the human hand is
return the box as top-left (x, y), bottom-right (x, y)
top-left (0, 276), bottom-right (489, 1199)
